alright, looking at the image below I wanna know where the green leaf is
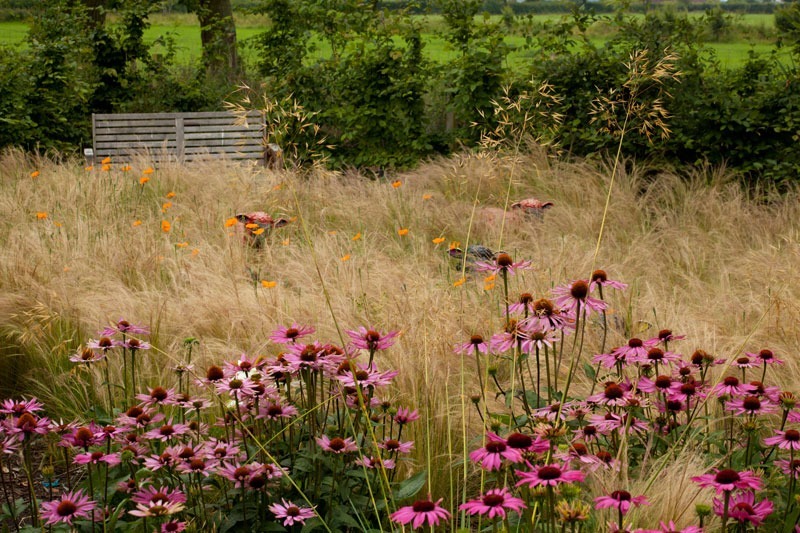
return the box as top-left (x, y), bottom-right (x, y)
top-left (393, 469), bottom-right (427, 500)
top-left (583, 361), bottom-right (596, 380)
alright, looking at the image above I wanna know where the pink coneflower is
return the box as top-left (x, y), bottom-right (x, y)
top-left (508, 293), bottom-right (536, 315)
top-left (460, 487), bottom-right (526, 520)
top-left (589, 269), bottom-right (628, 292)
top-left (73, 451), bottom-right (122, 467)
top-left (176, 456), bottom-right (216, 477)
top-left (61, 425), bottom-right (103, 450)
top-left (129, 501), bottom-right (185, 518)
top-left (123, 338), bottom-right (150, 352)
top-left (214, 376), bottom-right (258, 398)
top-left (643, 347), bottom-right (682, 366)
top-left (489, 323), bottom-right (527, 354)
top-left (9, 412), bottom-right (50, 440)
top-left (587, 412), bottom-right (649, 436)
top-left (515, 462), bottom-right (585, 488)
top-left (505, 432), bottom-right (550, 453)
top-left (657, 329), bottom-right (686, 344)
top-left (335, 362), bottom-right (399, 388)
top-left (143, 420), bottom-right (191, 442)
top-left (284, 342), bottom-right (341, 373)
top-left (725, 395), bottom-right (777, 417)
top-left (394, 407), bottom-right (420, 425)
top-left (731, 355), bottom-right (760, 370)
top-left (524, 298), bottom-right (573, 333)
top-left (390, 498), bottom-right (450, 528)
top-left (258, 401), bottom-right (298, 421)
top-left (691, 468), bottom-right (763, 494)
top-left (270, 323), bottom-right (315, 344)
top-left (218, 462), bottom-right (262, 485)
top-left (378, 438), bottom-right (414, 454)
top-left (316, 435), bottom-right (358, 454)
top-left (69, 347), bottom-right (106, 364)
top-left (355, 456), bottom-right (396, 470)
top-left (0, 397), bottom-right (44, 416)
top-left (202, 439), bottom-right (242, 462)
top-left (132, 486), bottom-right (187, 506)
top-left (594, 490), bottom-right (649, 514)
top-left (474, 253), bottom-right (532, 276)
top-left (222, 353), bottom-right (264, 377)
top-left (587, 382), bottom-right (633, 407)
top-left (764, 429), bottom-right (800, 450)
top-left (100, 319), bottom-right (149, 337)
top-left (713, 491), bottom-right (773, 526)
top-left (746, 348), bottom-right (784, 365)
top-left (87, 337), bottom-right (120, 351)
top-left (346, 326), bottom-right (399, 352)
top-left (161, 521), bottom-right (186, 533)
top-left (712, 376), bottom-right (745, 398)
top-left (269, 499), bottom-right (316, 526)
top-left (40, 489), bottom-right (96, 525)
top-left (744, 381), bottom-right (781, 402)
top-left (776, 458), bottom-right (800, 478)
top-left (455, 334), bottom-right (490, 355)
top-left (609, 338), bottom-right (659, 365)
top-left (638, 375), bottom-right (680, 395)
top-left (552, 279), bottom-right (607, 316)
top-left (469, 433), bottom-right (524, 471)
top-left (136, 386), bottom-right (177, 408)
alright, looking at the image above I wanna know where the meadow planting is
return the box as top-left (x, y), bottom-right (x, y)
top-left (1, 145), bottom-right (800, 532)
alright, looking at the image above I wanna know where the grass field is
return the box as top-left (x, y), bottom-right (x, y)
top-left (2, 142), bottom-right (800, 529)
top-left (0, 12), bottom-right (787, 68)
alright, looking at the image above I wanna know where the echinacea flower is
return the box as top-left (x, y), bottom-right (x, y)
top-left (378, 438), bottom-right (414, 454)
top-left (460, 487), bottom-right (526, 520)
top-left (346, 326), bottom-right (399, 352)
top-left (746, 348), bottom-right (784, 365)
top-left (691, 468), bottom-right (763, 494)
top-left (469, 433), bottom-right (524, 471)
top-left (609, 337), bottom-right (659, 364)
top-left (642, 521), bottom-right (702, 533)
top-left (552, 279), bottom-right (607, 316)
top-left (132, 486), bottom-right (187, 506)
top-left (129, 500), bottom-right (185, 518)
top-left (69, 347), bottom-right (106, 364)
top-left (40, 489), bottom-right (96, 525)
top-left (270, 323), bottom-right (315, 344)
top-left (474, 253), bottom-right (532, 276)
top-left (269, 499), bottom-right (316, 526)
top-left (161, 521), bottom-right (186, 533)
top-left (316, 435), bottom-right (358, 454)
top-left (454, 334), bottom-right (490, 355)
top-left (73, 451), bottom-right (121, 467)
top-left (713, 490), bottom-right (773, 526)
top-left (594, 490), bottom-right (649, 514)
top-left (515, 462), bottom-right (585, 489)
top-left (589, 269), bottom-right (628, 292)
top-left (394, 407), bottom-right (420, 425)
top-left (136, 387), bottom-right (177, 407)
top-left (391, 498), bottom-right (450, 529)
top-left (764, 429), bottom-right (800, 450)
top-left (712, 376), bottom-right (745, 398)
top-left (725, 395), bottom-right (777, 417)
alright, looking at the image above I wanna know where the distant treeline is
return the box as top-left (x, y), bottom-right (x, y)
top-left (1, 0), bottom-right (799, 185)
top-left (0, 0), bottom-right (779, 21)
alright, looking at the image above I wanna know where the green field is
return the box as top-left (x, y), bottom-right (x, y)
top-left (0, 13), bottom-right (787, 69)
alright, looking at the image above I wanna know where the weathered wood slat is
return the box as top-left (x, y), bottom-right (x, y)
top-left (183, 125), bottom-right (263, 133)
top-left (96, 141), bottom-right (178, 150)
top-left (184, 131), bottom-right (263, 141)
top-left (184, 145), bottom-right (264, 154)
top-left (95, 119), bottom-right (179, 128)
top-left (95, 126), bottom-right (177, 135)
top-left (185, 141), bottom-right (263, 150)
top-left (93, 111), bottom-right (261, 120)
top-left (96, 133), bottom-right (177, 142)
top-left (184, 152), bottom-right (261, 160)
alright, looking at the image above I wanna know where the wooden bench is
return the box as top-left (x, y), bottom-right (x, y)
top-left (90, 111), bottom-right (282, 167)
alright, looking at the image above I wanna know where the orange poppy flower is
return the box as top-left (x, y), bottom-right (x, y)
top-left (432, 237), bottom-right (445, 244)
top-left (392, 180), bottom-right (402, 188)
top-left (101, 157), bottom-right (112, 164)
top-left (36, 212), bottom-right (48, 220)
top-left (139, 176), bottom-right (150, 185)
top-left (132, 220), bottom-right (142, 227)
top-left (341, 254), bottom-right (351, 261)
top-left (352, 232), bottom-right (362, 241)
top-left (224, 217), bottom-right (238, 227)
top-left (166, 191), bottom-right (176, 199)
top-left (142, 167), bottom-right (154, 175)
top-left (261, 280), bottom-right (277, 288)
top-left (161, 220), bottom-right (171, 233)
top-left (30, 170), bottom-right (40, 178)
top-left (453, 277), bottom-right (466, 287)
top-left (398, 228), bottom-right (409, 236)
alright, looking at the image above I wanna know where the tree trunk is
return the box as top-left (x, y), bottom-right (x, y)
top-left (197, 0), bottom-right (239, 79)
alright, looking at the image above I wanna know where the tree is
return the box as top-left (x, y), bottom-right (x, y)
top-left (194, 0), bottom-right (239, 78)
